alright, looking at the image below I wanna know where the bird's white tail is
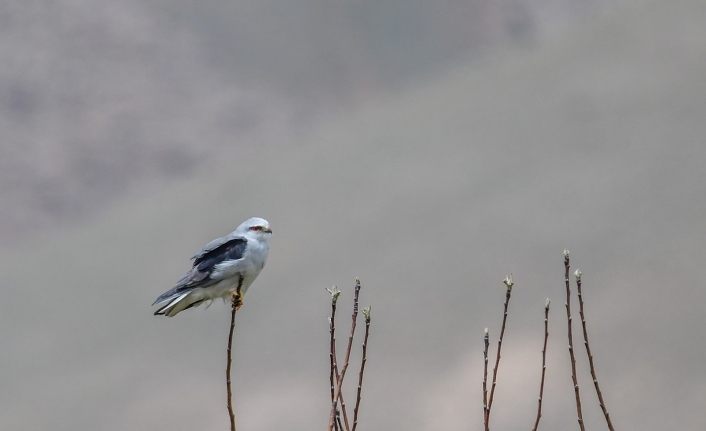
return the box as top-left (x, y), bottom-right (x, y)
top-left (154, 291), bottom-right (204, 317)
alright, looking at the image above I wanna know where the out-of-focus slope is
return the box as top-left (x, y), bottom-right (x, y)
top-left (2, 1), bottom-right (706, 430)
top-left (0, 0), bottom-right (556, 241)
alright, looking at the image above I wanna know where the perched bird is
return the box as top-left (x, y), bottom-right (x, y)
top-left (153, 217), bottom-right (272, 317)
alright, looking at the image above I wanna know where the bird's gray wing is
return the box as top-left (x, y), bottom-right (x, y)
top-left (153, 236), bottom-right (248, 305)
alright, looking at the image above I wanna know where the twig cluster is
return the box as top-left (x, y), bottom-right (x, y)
top-left (218, 251), bottom-right (615, 431)
top-left (327, 279), bottom-right (372, 431)
top-left (479, 251), bottom-right (616, 431)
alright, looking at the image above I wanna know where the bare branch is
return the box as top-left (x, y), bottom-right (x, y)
top-left (328, 287), bottom-right (342, 431)
top-left (352, 306), bottom-right (372, 431)
top-left (226, 288), bottom-right (242, 431)
top-left (486, 274), bottom-right (515, 424)
top-left (483, 327), bottom-right (490, 431)
top-left (328, 290), bottom-right (340, 408)
top-left (532, 298), bottom-right (551, 431)
top-left (564, 251), bottom-right (586, 431)
top-left (575, 270), bottom-right (615, 431)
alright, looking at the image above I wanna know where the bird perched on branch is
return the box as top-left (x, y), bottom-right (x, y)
top-left (153, 217), bottom-right (272, 317)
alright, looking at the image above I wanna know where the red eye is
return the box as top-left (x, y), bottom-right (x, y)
top-left (249, 226), bottom-right (263, 231)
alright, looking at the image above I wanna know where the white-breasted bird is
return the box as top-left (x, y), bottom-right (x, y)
top-left (153, 217), bottom-right (272, 317)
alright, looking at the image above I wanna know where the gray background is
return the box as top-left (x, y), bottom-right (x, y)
top-left (1, 0), bottom-right (704, 429)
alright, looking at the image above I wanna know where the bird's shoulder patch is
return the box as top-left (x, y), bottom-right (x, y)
top-left (193, 237), bottom-right (248, 270)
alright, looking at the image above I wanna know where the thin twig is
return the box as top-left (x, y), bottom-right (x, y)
top-left (483, 327), bottom-right (490, 431)
top-left (332, 305), bottom-right (352, 431)
top-left (486, 275), bottom-right (514, 423)
top-left (334, 376), bottom-right (351, 431)
top-left (226, 283), bottom-right (242, 431)
top-left (328, 279), bottom-right (362, 431)
top-left (564, 251), bottom-right (586, 431)
top-left (575, 270), bottom-right (615, 431)
top-left (327, 287), bottom-right (351, 431)
top-left (352, 306), bottom-right (371, 431)
top-left (532, 298), bottom-right (551, 431)
top-left (328, 287), bottom-right (342, 431)
top-left (336, 373), bottom-right (351, 431)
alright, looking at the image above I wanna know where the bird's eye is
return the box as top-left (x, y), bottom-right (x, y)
top-left (249, 226), bottom-right (264, 231)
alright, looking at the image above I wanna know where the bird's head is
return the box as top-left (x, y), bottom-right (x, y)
top-left (238, 217), bottom-right (273, 240)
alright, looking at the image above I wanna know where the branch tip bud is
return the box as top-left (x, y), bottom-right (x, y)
top-left (362, 306), bottom-right (371, 322)
top-left (326, 286), bottom-right (342, 302)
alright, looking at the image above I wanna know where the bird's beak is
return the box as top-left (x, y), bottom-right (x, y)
top-left (264, 227), bottom-right (272, 234)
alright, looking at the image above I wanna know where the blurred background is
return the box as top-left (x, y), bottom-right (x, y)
top-left (1, 0), bottom-right (705, 429)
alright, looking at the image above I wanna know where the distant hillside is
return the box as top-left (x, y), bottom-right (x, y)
top-left (0, 0), bottom-right (606, 242)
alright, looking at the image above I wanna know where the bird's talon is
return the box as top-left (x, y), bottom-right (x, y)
top-left (231, 293), bottom-right (243, 310)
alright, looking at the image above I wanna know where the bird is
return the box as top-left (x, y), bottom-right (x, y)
top-left (153, 217), bottom-right (272, 317)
